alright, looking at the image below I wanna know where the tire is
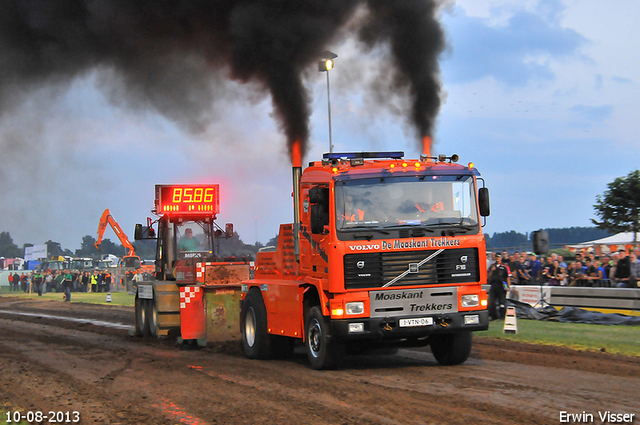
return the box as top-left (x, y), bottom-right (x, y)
top-left (147, 298), bottom-right (158, 338)
top-left (241, 289), bottom-right (272, 359)
top-left (305, 306), bottom-right (341, 370)
top-left (430, 331), bottom-right (473, 366)
top-left (136, 297), bottom-right (151, 337)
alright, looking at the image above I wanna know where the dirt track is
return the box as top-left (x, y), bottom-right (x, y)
top-left (0, 297), bottom-right (638, 425)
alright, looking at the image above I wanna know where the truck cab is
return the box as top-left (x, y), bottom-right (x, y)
top-left (241, 152), bottom-right (490, 369)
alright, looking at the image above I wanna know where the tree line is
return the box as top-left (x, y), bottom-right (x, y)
top-left (484, 227), bottom-right (611, 251)
top-left (0, 230), bottom-right (277, 261)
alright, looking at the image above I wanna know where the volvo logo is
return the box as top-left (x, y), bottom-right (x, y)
top-left (460, 255), bottom-right (468, 264)
top-left (357, 261), bottom-right (365, 269)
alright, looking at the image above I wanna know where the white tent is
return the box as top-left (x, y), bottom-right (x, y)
top-left (565, 232), bottom-right (640, 253)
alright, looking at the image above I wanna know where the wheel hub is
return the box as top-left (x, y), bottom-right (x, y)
top-left (308, 318), bottom-right (322, 358)
top-left (245, 307), bottom-right (256, 347)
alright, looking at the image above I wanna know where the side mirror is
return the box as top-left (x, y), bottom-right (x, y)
top-left (478, 187), bottom-right (490, 217)
top-left (532, 230), bottom-right (550, 255)
top-left (134, 224), bottom-right (156, 240)
top-left (225, 223), bottom-right (234, 239)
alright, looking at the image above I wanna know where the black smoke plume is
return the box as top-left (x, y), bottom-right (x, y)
top-left (0, 0), bottom-right (445, 158)
top-left (360, 0), bottom-right (445, 141)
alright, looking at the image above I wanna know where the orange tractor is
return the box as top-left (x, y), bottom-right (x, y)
top-left (133, 184), bottom-right (252, 339)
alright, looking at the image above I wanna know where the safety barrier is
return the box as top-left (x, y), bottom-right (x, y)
top-left (507, 285), bottom-right (640, 316)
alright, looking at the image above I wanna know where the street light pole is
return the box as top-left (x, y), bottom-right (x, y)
top-left (326, 69), bottom-right (333, 153)
top-left (319, 51), bottom-right (337, 154)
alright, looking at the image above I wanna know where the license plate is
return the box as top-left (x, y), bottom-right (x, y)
top-left (399, 317), bottom-right (433, 327)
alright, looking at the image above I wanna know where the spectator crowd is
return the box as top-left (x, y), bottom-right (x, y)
top-left (7, 269), bottom-right (114, 299)
top-left (487, 248), bottom-right (640, 289)
top-left (485, 247), bottom-right (639, 321)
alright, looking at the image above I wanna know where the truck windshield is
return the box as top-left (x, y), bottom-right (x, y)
top-left (96, 261), bottom-right (113, 269)
top-left (71, 259), bottom-right (93, 270)
top-left (335, 175), bottom-right (479, 233)
top-left (49, 262), bottom-right (63, 271)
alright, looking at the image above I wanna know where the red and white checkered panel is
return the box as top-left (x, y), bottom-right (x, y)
top-left (179, 286), bottom-right (201, 309)
top-left (195, 262), bottom-right (214, 283)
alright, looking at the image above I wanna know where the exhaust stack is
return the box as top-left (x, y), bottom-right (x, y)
top-left (422, 136), bottom-right (432, 159)
top-left (291, 141), bottom-right (302, 262)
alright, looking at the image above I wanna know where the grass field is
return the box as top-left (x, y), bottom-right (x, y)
top-left (0, 286), bottom-right (135, 306)
top-left (1, 286), bottom-right (638, 357)
top-left (477, 317), bottom-right (640, 357)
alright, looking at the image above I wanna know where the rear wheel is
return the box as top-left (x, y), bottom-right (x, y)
top-left (429, 331), bottom-right (473, 365)
top-left (305, 306), bottom-right (341, 370)
top-left (241, 289), bottom-right (272, 359)
top-left (135, 297), bottom-right (151, 337)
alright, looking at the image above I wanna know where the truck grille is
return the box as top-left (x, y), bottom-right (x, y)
top-left (344, 248), bottom-right (479, 289)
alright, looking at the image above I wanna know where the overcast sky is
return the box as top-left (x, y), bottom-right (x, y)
top-left (1, 0), bottom-right (639, 251)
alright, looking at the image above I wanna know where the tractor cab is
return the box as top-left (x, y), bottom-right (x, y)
top-left (154, 215), bottom-right (226, 282)
top-left (135, 184), bottom-right (233, 283)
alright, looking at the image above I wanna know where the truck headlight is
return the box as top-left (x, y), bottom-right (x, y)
top-left (461, 294), bottom-right (479, 307)
top-left (345, 302), bottom-right (364, 315)
top-left (464, 315), bottom-right (480, 325)
top-left (348, 323), bottom-right (364, 333)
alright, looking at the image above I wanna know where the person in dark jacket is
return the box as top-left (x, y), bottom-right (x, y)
top-left (32, 271), bottom-right (44, 296)
top-left (63, 270), bottom-right (73, 301)
top-left (20, 274), bottom-right (28, 292)
top-left (615, 249), bottom-right (635, 288)
top-left (488, 253), bottom-right (511, 320)
top-left (81, 272), bottom-right (90, 293)
top-left (96, 272), bottom-right (104, 292)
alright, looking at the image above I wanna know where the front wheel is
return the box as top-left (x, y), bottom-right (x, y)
top-left (305, 306), bottom-right (341, 370)
top-left (429, 331), bottom-right (473, 366)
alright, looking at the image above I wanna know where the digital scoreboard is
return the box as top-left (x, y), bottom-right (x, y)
top-left (155, 184), bottom-right (220, 215)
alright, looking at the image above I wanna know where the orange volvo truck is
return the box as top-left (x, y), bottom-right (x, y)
top-left (241, 151), bottom-right (491, 369)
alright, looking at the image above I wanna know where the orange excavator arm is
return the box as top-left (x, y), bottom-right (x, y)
top-left (95, 209), bottom-right (136, 257)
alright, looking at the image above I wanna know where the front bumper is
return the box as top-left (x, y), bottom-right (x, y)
top-left (330, 310), bottom-right (489, 342)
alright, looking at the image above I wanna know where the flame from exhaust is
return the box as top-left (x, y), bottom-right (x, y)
top-left (291, 140), bottom-right (302, 168)
top-left (422, 136), bottom-right (432, 158)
